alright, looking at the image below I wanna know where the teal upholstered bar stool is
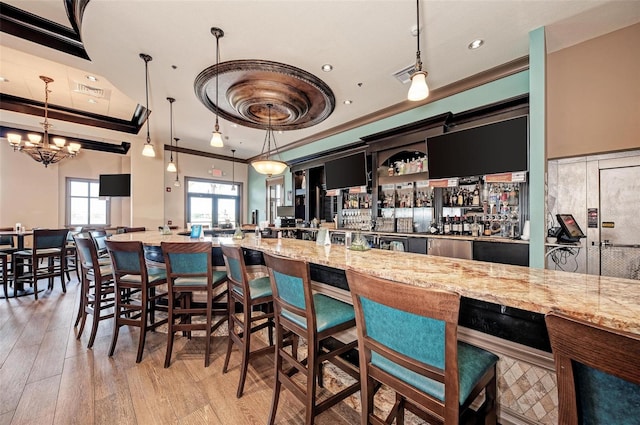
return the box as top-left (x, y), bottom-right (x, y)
top-left (105, 240), bottom-right (168, 363)
top-left (346, 269), bottom-right (498, 425)
top-left (221, 244), bottom-right (274, 398)
top-left (263, 252), bottom-right (360, 425)
top-left (162, 241), bottom-right (228, 367)
top-left (546, 312), bottom-right (640, 425)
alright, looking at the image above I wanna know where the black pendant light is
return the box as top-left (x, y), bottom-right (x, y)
top-left (173, 137), bottom-right (181, 187)
top-left (407, 0), bottom-right (429, 101)
top-left (140, 53), bottom-right (156, 156)
top-left (210, 27), bottom-right (224, 147)
top-left (166, 97), bottom-right (177, 172)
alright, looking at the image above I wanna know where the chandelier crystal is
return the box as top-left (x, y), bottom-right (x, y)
top-left (251, 104), bottom-right (287, 176)
top-left (6, 76), bottom-right (81, 167)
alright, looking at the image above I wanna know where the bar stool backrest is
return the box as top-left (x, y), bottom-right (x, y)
top-left (34, 229), bottom-right (69, 250)
top-left (263, 253), bottom-right (316, 333)
top-left (105, 240), bottom-right (147, 280)
top-left (74, 234), bottom-right (98, 271)
top-left (89, 230), bottom-right (108, 256)
top-left (163, 242), bottom-right (211, 277)
top-left (546, 312), bottom-right (640, 425)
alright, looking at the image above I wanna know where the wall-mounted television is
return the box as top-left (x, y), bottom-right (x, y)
top-left (99, 173), bottom-right (131, 197)
top-left (324, 152), bottom-right (368, 190)
top-left (427, 116), bottom-right (528, 179)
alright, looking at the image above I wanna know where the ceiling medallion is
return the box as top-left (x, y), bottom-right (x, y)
top-left (194, 60), bottom-right (335, 130)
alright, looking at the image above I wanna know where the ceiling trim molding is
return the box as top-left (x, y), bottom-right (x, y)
top-left (250, 56), bottom-right (530, 162)
top-left (0, 125), bottom-right (131, 155)
top-left (164, 144), bottom-right (248, 164)
top-left (0, 1), bottom-right (90, 60)
top-left (0, 93), bottom-right (147, 134)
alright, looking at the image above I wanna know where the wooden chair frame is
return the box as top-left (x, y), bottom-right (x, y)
top-left (264, 253), bottom-right (360, 425)
top-left (106, 240), bottom-right (169, 363)
top-left (74, 235), bottom-right (115, 348)
top-left (546, 312), bottom-right (640, 425)
top-left (162, 241), bottom-right (228, 368)
top-left (221, 244), bottom-right (275, 398)
top-left (346, 269), bottom-right (497, 425)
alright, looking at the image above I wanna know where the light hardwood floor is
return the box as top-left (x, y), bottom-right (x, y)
top-left (0, 277), bottom-right (361, 425)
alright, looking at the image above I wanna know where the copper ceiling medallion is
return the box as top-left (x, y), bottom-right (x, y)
top-left (194, 60), bottom-right (335, 130)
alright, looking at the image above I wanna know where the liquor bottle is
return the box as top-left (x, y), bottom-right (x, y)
top-left (472, 184), bottom-right (480, 206)
top-left (463, 216), bottom-right (471, 235)
top-left (483, 218), bottom-right (492, 236)
top-left (457, 190), bottom-right (464, 206)
top-left (443, 216), bottom-right (451, 234)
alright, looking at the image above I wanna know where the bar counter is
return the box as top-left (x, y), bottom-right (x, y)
top-left (109, 231), bottom-right (639, 336)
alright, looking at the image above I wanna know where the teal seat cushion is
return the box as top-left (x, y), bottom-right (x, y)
top-left (212, 270), bottom-right (227, 284)
top-left (121, 267), bottom-right (166, 283)
top-left (371, 341), bottom-right (498, 405)
top-left (574, 362), bottom-right (640, 424)
top-left (281, 293), bottom-right (355, 332)
top-left (174, 276), bottom-right (208, 287)
top-left (232, 276), bottom-right (272, 300)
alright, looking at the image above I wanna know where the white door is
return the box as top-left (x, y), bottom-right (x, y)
top-left (599, 165), bottom-right (640, 279)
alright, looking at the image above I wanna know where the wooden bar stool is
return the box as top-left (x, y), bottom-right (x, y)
top-left (74, 236), bottom-right (115, 348)
top-left (105, 240), bottom-right (169, 363)
top-left (263, 252), bottom-right (360, 425)
top-left (162, 241), bottom-right (228, 368)
top-left (1, 252), bottom-right (9, 299)
top-left (221, 244), bottom-right (275, 398)
top-left (346, 269), bottom-right (498, 425)
top-left (546, 312), bottom-right (640, 425)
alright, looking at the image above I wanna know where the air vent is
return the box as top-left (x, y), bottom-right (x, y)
top-left (71, 81), bottom-right (110, 99)
top-left (392, 64), bottom-right (416, 84)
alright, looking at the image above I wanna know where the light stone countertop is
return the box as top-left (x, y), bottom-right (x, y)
top-left (109, 231), bottom-right (639, 336)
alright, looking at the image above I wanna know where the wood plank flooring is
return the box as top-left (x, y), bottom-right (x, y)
top-left (0, 277), bottom-right (361, 425)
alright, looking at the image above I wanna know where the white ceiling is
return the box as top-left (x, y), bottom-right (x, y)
top-left (1, 0), bottom-right (639, 160)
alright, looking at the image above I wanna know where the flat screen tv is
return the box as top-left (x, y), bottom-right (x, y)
top-left (427, 116), bottom-right (528, 179)
top-left (324, 152), bottom-right (367, 190)
top-left (99, 173), bottom-right (131, 197)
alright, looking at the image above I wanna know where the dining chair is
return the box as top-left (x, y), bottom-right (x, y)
top-left (105, 240), bottom-right (168, 363)
top-left (74, 236), bottom-right (115, 348)
top-left (0, 233), bottom-right (16, 298)
top-left (545, 312), bottom-right (640, 425)
top-left (221, 244), bottom-right (275, 397)
top-left (13, 228), bottom-right (69, 300)
top-left (89, 230), bottom-right (109, 258)
top-left (263, 252), bottom-right (360, 425)
top-left (161, 241), bottom-right (228, 368)
top-left (346, 269), bottom-right (498, 425)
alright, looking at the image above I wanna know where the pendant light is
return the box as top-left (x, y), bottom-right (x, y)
top-left (166, 97), bottom-right (177, 172)
top-left (231, 148), bottom-right (236, 191)
top-left (140, 53), bottom-right (156, 157)
top-left (210, 27), bottom-right (224, 148)
top-left (251, 104), bottom-right (287, 176)
top-left (407, 0), bottom-right (429, 101)
top-left (173, 137), bottom-right (181, 187)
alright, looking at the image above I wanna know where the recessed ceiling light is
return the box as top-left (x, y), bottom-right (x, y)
top-left (468, 39), bottom-right (484, 50)
top-left (321, 64), bottom-right (333, 72)
top-left (86, 75), bottom-right (98, 82)
top-left (0, 76), bottom-right (8, 82)
top-left (343, 100), bottom-right (352, 105)
top-left (88, 98), bottom-right (97, 104)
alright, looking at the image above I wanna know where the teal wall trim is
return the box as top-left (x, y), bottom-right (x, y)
top-left (528, 27), bottom-right (547, 269)
top-left (248, 70), bottom-right (530, 224)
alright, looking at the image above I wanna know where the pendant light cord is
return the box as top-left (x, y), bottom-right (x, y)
top-left (168, 97), bottom-right (174, 161)
top-left (415, 0), bottom-right (422, 72)
top-left (215, 30), bottom-right (220, 130)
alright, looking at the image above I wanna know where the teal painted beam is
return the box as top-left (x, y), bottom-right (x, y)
top-left (528, 27), bottom-right (547, 268)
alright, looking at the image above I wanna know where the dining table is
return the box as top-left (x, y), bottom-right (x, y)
top-left (0, 230), bottom-right (33, 297)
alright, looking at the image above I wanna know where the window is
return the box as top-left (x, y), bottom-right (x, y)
top-left (66, 178), bottom-right (110, 226)
top-left (186, 178), bottom-right (241, 228)
top-left (266, 176), bottom-right (284, 225)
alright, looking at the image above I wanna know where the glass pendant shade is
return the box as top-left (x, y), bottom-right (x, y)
top-left (142, 143), bottom-right (156, 157)
top-left (408, 71), bottom-right (429, 101)
top-left (166, 161), bottom-right (177, 172)
top-left (174, 177), bottom-right (181, 187)
top-left (210, 130), bottom-right (224, 147)
top-left (251, 159), bottom-right (288, 176)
